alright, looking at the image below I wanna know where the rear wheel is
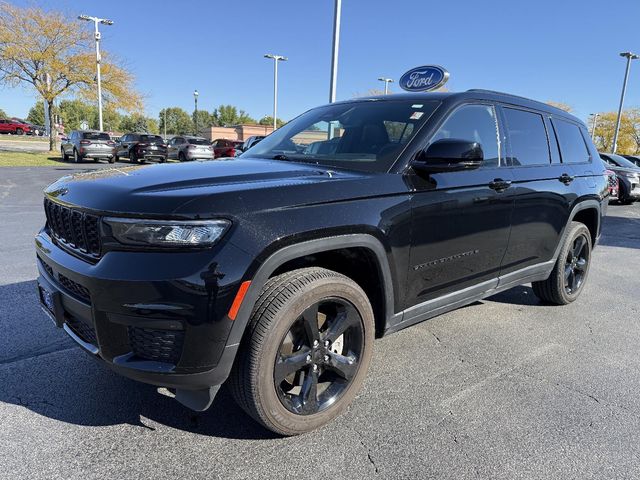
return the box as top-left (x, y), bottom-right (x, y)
top-left (15, 128), bottom-right (23, 135)
top-left (179, 152), bottom-right (186, 162)
top-left (130, 150), bottom-right (137, 164)
top-left (532, 222), bottom-right (592, 305)
top-left (229, 267), bottom-right (375, 436)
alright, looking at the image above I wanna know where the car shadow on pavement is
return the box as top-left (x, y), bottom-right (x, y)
top-left (0, 280), bottom-right (277, 440)
top-left (599, 214), bottom-right (640, 250)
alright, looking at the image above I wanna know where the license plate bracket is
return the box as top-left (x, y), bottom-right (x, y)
top-left (38, 282), bottom-right (63, 327)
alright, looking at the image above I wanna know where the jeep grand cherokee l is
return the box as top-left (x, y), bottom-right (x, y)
top-left (35, 90), bottom-right (607, 435)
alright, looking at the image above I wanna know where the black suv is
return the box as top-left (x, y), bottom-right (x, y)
top-left (115, 133), bottom-right (167, 163)
top-left (35, 90), bottom-right (607, 435)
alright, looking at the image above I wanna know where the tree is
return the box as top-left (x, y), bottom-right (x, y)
top-left (258, 116), bottom-right (285, 128)
top-left (0, 4), bottom-right (141, 150)
top-left (120, 113), bottom-right (158, 133)
top-left (592, 110), bottom-right (638, 155)
top-left (158, 107), bottom-right (193, 135)
top-left (212, 105), bottom-right (256, 126)
top-left (27, 101), bottom-right (46, 125)
top-left (546, 101), bottom-right (573, 113)
top-left (58, 99), bottom-right (96, 131)
top-left (0, 107), bottom-right (7, 119)
top-left (193, 109), bottom-right (215, 135)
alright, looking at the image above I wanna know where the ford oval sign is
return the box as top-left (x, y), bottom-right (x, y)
top-left (399, 65), bottom-right (449, 92)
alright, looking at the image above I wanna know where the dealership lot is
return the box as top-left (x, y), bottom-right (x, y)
top-left (1, 165), bottom-right (640, 479)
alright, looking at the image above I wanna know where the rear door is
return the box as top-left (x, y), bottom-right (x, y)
top-left (498, 106), bottom-right (576, 275)
top-left (406, 103), bottom-right (515, 308)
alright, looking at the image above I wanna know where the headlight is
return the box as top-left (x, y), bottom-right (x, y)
top-left (104, 218), bottom-right (230, 247)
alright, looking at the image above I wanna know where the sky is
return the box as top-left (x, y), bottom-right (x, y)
top-left (2, 0), bottom-right (640, 126)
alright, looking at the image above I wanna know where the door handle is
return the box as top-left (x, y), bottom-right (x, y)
top-left (489, 178), bottom-right (512, 191)
top-left (559, 173), bottom-right (575, 184)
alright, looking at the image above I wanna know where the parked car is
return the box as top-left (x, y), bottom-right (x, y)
top-left (211, 138), bottom-right (243, 158)
top-left (241, 135), bottom-right (265, 152)
top-left (605, 169), bottom-right (619, 200)
top-left (36, 90), bottom-right (607, 435)
top-left (60, 130), bottom-right (116, 163)
top-left (0, 118), bottom-right (32, 135)
top-left (600, 153), bottom-right (640, 204)
top-left (115, 133), bottom-right (167, 163)
top-left (621, 155), bottom-right (640, 168)
top-left (28, 124), bottom-right (46, 136)
top-left (167, 136), bottom-right (214, 161)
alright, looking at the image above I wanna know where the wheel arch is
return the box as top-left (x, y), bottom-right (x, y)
top-left (553, 199), bottom-right (602, 261)
top-left (225, 234), bottom-right (395, 348)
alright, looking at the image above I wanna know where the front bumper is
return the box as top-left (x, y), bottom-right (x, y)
top-left (35, 228), bottom-right (253, 392)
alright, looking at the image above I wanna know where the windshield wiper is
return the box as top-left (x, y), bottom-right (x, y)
top-left (272, 154), bottom-right (289, 160)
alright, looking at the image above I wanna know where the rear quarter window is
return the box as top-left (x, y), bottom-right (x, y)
top-left (503, 107), bottom-right (550, 166)
top-left (553, 119), bottom-right (591, 164)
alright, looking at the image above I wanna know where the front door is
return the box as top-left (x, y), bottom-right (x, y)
top-left (406, 103), bottom-right (515, 309)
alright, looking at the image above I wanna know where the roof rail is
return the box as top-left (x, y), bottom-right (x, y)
top-left (466, 89), bottom-right (535, 102)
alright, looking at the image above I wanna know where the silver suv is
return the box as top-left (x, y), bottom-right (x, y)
top-left (167, 136), bottom-right (214, 161)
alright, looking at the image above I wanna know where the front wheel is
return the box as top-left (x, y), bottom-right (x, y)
top-left (73, 149), bottom-right (80, 163)
top-left (532, 222), bottom-right (592, 305)
top-left (61, 148), bottom-right (68, 162)
top-left (229, 267), bottom-right (375, 436)
top-left (15, 128), bottom-right (23, 135)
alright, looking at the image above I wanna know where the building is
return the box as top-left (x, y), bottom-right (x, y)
top-left (205, 124), bottom-right (275, 142)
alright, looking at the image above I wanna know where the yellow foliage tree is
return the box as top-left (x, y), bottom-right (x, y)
top-left (592, 110), bottom-right (638, 155)
top-left (0, 3), bottom-right (142, 150)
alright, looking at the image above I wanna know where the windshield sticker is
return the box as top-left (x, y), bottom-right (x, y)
top-left (411, 104), bottom-right (423, 108)
top-left (410, 111), bottom-right (424, 120)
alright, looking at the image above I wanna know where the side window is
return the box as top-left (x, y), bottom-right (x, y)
top-left (430, 104), bottom-right (500, 167)
top-left (553, 118), bottom-right (591, 164)
top-left (503, 108), bottom-right (550, 166)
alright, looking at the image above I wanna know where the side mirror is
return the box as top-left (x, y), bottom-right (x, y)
top-left (412, 139), bottom-right (483, 174)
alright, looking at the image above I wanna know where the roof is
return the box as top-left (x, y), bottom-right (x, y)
top-left (336, 89), bottom-right (583, 124)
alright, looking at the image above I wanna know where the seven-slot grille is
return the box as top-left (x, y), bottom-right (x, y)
top-left (44, 198), bottom-right (101, 258)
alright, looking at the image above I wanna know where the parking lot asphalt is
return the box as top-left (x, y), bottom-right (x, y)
top-left (1, 165), bottom-right (640, 480)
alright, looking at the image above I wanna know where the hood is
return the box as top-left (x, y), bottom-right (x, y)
top-left (43, 157), bottom-right (401, 218)
top-left (608, 165), bottom-right (640, 175)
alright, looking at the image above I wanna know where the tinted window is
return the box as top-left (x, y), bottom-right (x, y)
top-left (246, 101), bottom-right (439, 173)
top-left (431, 104), bottom-right (500, 167)
top-left (82, 132), bottom-right (110, 140)
top-left (553, 119), bottom-right (590, 164)
top-left (602, 153), bottom-right (639, 169)
top-left (504, 108), bottom-right (550, 166)
top-left (140, 135), bottom-right (163, 143)
top-left (188, 138), bottom-right (210, 145)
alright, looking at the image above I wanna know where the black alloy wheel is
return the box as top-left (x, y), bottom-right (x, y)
top-left (564, 234), bottom-right (589, 295)
top-left (274, 298), bottom-right (364, 415)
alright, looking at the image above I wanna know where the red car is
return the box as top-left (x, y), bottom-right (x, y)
top-left (0, 118), bottom-right (31, 135)
top-left (212, 138), bottom-right (243, 158)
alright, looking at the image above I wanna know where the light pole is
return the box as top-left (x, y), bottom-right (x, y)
top-left (264, 54), bottom-right (287, 130)
top-left (193, 90), bottom-right (199, 135)
top-left (78, 14), bottom-right (113, 132)
top-left (589, 113), bottom-right (599, 141)
top-left (612, 51), bottom-right (639, 153)
top-left (378, 77), bottom-right (394, 95)
top-left (329, 0), bottom-right (342, 103)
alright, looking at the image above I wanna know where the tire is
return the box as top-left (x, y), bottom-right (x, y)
top-left (61, 148), bottom-right (68, 162)
top-left (114, 154), bottom-right (119, 162)
top-left (532, 221), bottom-right (592, 305)
top-left (229, 267), bottom-right (375, 436)
top-left (179, 152), bottom-right (186, 162)
top-left (130, 150), bottom-right (137, 164)
top-left (15, 128), bottom-right (23, 135)
top-left (73, 149), bottom-right (80, 163)
top-left (618, 184), bottom-right (633, 205)
top-left (108, 157), bottom-right (115, 164)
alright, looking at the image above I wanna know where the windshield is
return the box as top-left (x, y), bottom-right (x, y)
top-left (83, 132), bottom-right (110, 140)
top-left (188, 138), bottom-right (210, 145)
top-left (604, 154), bottom-right (639, 169)
top-left (244, 99), bottom-right (440, 172)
